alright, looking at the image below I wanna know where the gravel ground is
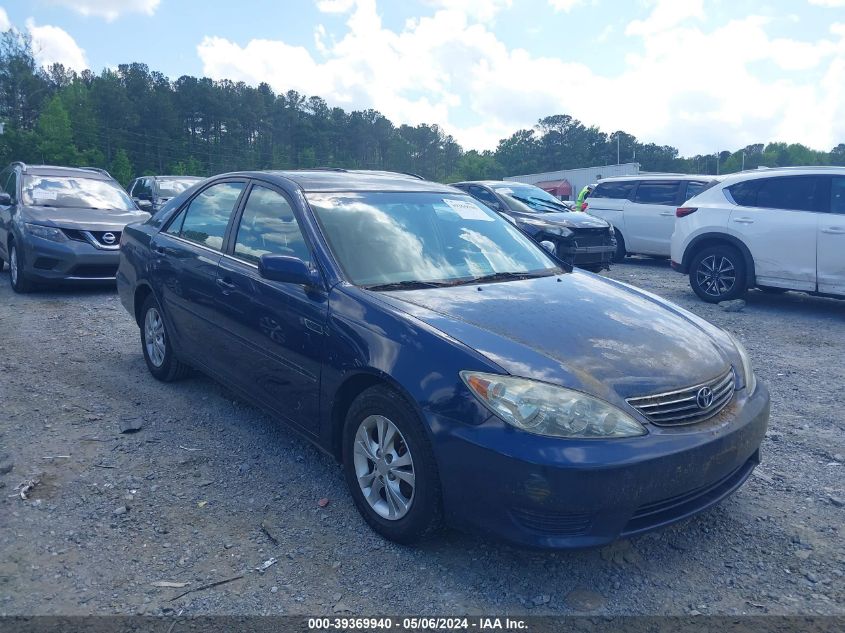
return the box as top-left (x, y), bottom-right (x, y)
top-left (0, 258), bottom-right (843, 617)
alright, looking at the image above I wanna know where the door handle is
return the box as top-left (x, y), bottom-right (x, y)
top-left (821, 227), bottom-right (845, 235)
top-left (216, 277), bottom-right (237, 290)
top-left (151, 244), bottom-right (166, 255)
top-left (659, 212), bottom-right (674, 217)
top-left (732, 217), bottom-right (754, 224)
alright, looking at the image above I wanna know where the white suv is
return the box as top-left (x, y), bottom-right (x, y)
top-left (586, 175), bottom-right (713, 260)
top-left (671, 167), bottom-right (845, 303)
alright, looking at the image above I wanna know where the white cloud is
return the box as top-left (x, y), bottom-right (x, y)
top-left (197, 0), bottom-right (845, 157)
top-left (48, 0), bottom-right (160, 21)
top-left (26, 19), bottom-right (88, 71)
top-left (808, 0), bottom-right (845, 6)
top-left (424, 0), bottom-right (511, 22)
top-left (626, 0), bottom-right (704, 37)
top-left (0, 7), bottom-right (10, 31)
top-left (548, 0), bottom-right (585, 12)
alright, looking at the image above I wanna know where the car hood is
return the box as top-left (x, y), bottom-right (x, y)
top-left (377, 272), bottom-right (732, 402)
top-left (24, 206), bottom-right (151, 231)
top-left (512, 210), bottom-right (609, 230)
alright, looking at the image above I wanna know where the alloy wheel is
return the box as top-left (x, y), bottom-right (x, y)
top-left (144, 307), bottom-right (166, 368)
top-left (696, 254), bottom-right (736, 298)
top-left (353, 414), bottom-right (416, 520)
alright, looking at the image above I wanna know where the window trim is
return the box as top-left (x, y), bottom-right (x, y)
top-left (728, 175), bottom-right (827, 213)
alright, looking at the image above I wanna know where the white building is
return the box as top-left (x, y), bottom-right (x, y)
top-left (505, 162), bottom-right (640, 201)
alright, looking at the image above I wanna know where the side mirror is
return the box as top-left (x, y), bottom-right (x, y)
top-left (0, 192), bottom-right (11, 205)
top-left (136, 199), bottom-right (153, 210)
top-left (259, 254), bottom-right (320, 287)
top-left (540, 240), bottom-right (556, 253)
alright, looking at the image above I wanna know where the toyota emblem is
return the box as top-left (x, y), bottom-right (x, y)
top-left (102, 232), bottom-right (116, 245)
top-left (696, 386), bottom-right (714, 409)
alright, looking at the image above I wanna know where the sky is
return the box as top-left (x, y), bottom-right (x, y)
top-left (1, 0), bottom-right (845, 156)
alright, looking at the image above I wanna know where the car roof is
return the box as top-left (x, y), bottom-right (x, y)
top-left (715, 166), bottom-right (845, 187)
top-left (147, 175), bottom-right (204, 180)
top-left (18, 165), bottom-right (113, 180)
top-left (451, 180), bottom-right (532, 188)
top-left (227, 169), bottom-right (458, 193)
top-left (596, 174), bottom-right (713, 183)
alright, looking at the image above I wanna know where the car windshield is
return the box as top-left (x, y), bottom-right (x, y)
top-left (490, 184), bottom-right (569, 213)
top-left (22, 175), bottom-right (135, 210)
top-left (307, 191), bottom-right (562, 289)
top-left (156, 178), bottom-right (201, 198)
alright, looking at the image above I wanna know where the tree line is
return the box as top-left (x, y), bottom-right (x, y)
top-left (2, 30), bottom-right (843, 188)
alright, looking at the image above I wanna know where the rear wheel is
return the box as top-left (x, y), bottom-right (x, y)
top-left (140, 295), bottom-right (191, 381)
top-left (612, 231), bottom-right (627, 262)
top-left (9, 242), bottom-right (34, 294)
top-left (342, 385), bottom-right (442, 544)
top-left (689, 245), bottom-right (747, 303)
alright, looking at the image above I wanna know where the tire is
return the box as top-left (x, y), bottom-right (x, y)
top-left (9, 241), bottom-right (34, 294)
top-left (689, 244), bottom-right (748, 303)
top-left (612, 231), bottom-right (627, 262)
top-left (342, 385), bottom-right (443, 544)
top-left (139, 295), bottom-right (191, 381)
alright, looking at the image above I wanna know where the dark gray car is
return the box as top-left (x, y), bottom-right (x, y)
top-left (0, 162), bottom-right (151, 293)
top-left (128, 175), bottom-right (204, 213)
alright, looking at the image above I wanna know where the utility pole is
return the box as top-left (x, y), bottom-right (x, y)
top-left (741, 151), bottom-right (745, 171)
top-left (617, 135), bottom-right (620, 165)
top-left (716, 152), bottom-right (720, 175)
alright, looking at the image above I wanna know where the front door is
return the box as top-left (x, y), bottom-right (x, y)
top-left (213, 183), bottom-right (327, 433)
top-left (818, 175), bottom-right (845, 295)
top-left (150, 180), bottom-right (246, 369)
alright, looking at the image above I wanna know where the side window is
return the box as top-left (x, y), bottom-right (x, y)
top-left (727, 180), bottom-right (760, 206)
top-left (4, 171), bottom-right (18, 201)
top-left (684, 181), bottom-right (708, 200)
top-left (755, 176), bottom-right (820, 212)
top-left (592, 181), bottom-right (636, 200)
top-left (234, 185), bottom-right (310, 264)
top-left (467, 185), bottom-right (500, 208)
top-left (170, 181), bottom-right (245, 250)
top-left (831, 177), bottom-right (845, 215)
top-left (633, 181), bottom-right (681, 205)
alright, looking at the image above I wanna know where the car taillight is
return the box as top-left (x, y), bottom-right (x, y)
top-left (676, 207), bottom-right (697, 218)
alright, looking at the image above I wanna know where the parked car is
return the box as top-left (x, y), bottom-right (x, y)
top-left (450, 180), bottom-right (617, 271)
top-left (586, 175), bottom-right (715, 260)
top-left (671, 167), bottom-right (845, 302)
top-left (129, 175), bottom-right (204, 213)
top-left (118, 169), bottom-right (768, 549)
top-left (0, 162), bottom-right (151, 292)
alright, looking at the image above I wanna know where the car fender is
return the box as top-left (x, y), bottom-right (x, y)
top-left (681, 231), bottom-right (756, 285)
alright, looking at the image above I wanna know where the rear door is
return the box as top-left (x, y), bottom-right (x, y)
top-left (150, 179), bottom-right (246, 368)
top-left (817, 175), bottom-right (845, 295)
top-left (625, 180), bottom-right (682, 255)
top-left (213, 182), bottom-right (328, 433)
top-left (726, 175), bottom-right (821, 291)
top-left (0, 169), bottom-right (11, 260)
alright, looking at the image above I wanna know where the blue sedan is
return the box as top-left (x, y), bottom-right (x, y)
top-left (117, 169), bottom-right (769, 548)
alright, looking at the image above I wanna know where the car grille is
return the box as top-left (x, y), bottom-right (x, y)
top-left (571, 227), bottom-right (612, 248)
top-left (626, 368), bottom-right (735, 426)
top-left (69, 264), bottom-right (119, 279)
top-left (62, 229), bottom-right (122, 250)
top-left (510, 508), bottom-right (593, 537)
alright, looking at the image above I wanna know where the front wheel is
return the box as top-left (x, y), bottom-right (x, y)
top-left (342, 385), bottom-right (442, 544)
top-left (612, 232), bottom-right (626, 262)
top-left (140, 295), bottom-right (191, 381)
top-left (689, 245), bottom-right (748, 303)
top-left (9, 242), bottom-right (34, 293)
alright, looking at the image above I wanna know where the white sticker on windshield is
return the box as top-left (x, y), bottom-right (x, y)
top-left (496, 188), bottom-right (513, 194)
top-left (34, 190), bottom-right (57, 200)
top-left (443, 198), bottom-right (493, 221)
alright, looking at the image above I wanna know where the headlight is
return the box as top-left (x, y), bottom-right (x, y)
top-left (607, 225), bottom-right (615, 235)
top-left (460, 371), bottom-right (647, 438)
top-left (727, 333), bottom-right (756, 394)
top-left (24, 223), bottom-right (66, 242)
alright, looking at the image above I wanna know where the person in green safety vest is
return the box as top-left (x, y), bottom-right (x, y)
top-left (575, 183), bottom-right (595, 212)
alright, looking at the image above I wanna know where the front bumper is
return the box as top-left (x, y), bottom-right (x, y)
top-left (19, 234), bottom-right (120, 282)
top-left (553, 232), bottom-right (616, 270)
top-left (430, 381), bottom-right (769, 549)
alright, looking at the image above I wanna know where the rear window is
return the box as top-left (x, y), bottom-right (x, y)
top-left (591, 181), bottom-right (636, 200)
top-left (728, 176), bottom-right (821, 212)
top-left (633, 181), bottom-right (681, 205)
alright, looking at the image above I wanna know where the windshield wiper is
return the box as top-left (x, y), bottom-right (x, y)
top-left (510, 194), bottom-right (568, 213)
top-left (459, 270), bottom-right (558, 285)
top-left (363, 280), bottom-right (453, 291)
